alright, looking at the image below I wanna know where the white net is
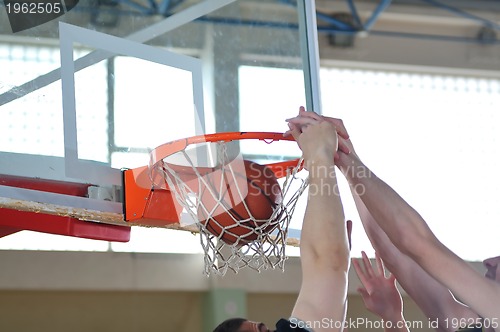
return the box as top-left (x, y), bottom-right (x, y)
top-left (151, 139), bottom-right (308, 276)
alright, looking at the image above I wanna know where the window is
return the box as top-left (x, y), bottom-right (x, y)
top-left (239, 65), bottom-right (500, 261)
top-left (320, 67), bottom-right (500, 261)
top-left (1, 44), bottom-right (499, 261)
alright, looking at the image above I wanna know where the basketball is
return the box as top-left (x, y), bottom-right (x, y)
top-left (197, 160), bottom-right (283, 245)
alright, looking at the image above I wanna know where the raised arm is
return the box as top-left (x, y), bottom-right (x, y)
top-left (334, 135), bottom-right (500, 329)
top-left (353, 195), bottom-right (479, 331)
top-left (326, 113), bottom-right (481, 330)
top-left (287, 111), bottom-right (500, 330)
top-left (287, 116), bottom-right (350, 331)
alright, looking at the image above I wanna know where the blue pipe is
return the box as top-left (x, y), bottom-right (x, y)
top-left (363, 0), bottom-right (392, 30)
top-left (318, 26), bottom-right (500, 45)
top-left (146, 0), bottom-right (157, 13)
top-left (316, 12), bottom-right (356, 31)
top-left (346, 0), bottom-right (363, 28)
top-left (197, 16), bottom-right (500, 45)
top-left (114, 0), bottom-right (154, 15)
top-left (158, 0), bottom-right (170, 15)
top-left (70, 3), bottom-right (500, 45)
top-left (196, 16), bottom-right (298, 30)
top-left (419, 0), bottom-right (500, 30)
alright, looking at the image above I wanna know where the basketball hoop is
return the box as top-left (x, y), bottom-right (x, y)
top-left (126, 132), bottom-right (308, 276)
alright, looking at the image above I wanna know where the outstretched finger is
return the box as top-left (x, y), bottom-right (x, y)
top-left (352, 258), bottom-right (366, 279)
top-left (374, 252), bottom-right (386, 278)
top-left (361, 251), bottom-right (376, 278)
top-left (352, 258), bottom-right (373, 294)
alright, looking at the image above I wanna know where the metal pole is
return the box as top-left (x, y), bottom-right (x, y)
top-left (297, 0), bottom-right (322, 114)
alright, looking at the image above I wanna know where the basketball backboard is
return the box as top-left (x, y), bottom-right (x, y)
top-left (0, 0), bottom-right (318, 243)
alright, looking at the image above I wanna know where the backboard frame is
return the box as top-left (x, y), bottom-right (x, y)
top-left (60, 22), bottom-right (205, 186)
top-left (0, 0), bottom-right (322, 244)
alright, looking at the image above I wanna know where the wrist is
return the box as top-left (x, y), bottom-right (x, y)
top-left (304, 153), bottom-right (335, 169)
top-left (337, 154), bottom-right (367, 180)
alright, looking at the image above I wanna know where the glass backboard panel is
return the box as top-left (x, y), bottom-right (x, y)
top-left (0, 0), bottom-right (313, 187)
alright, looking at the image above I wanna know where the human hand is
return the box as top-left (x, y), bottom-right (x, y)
top-left (313, 111), bottom-right (361, 175)
top-left (287, 114), bottom-right (338, 165)
top-left (284, 106), bottom-right (351, 162)
top-left (353, 251), bottom-right (404, 322)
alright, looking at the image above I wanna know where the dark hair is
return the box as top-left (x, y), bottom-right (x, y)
top-left (213, 317), bottom-right (247, 332)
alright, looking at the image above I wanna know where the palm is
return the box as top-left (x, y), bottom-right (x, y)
top-left (353, 252), bottom-right (404, 321)
top-left (359, 274), bottom-right (402, 319)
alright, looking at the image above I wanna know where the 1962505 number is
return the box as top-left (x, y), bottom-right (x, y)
top-left (6, 2), bottom-right (63, 14)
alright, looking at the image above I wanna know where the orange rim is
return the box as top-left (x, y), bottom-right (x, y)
top-left (149, 132), bottom-right (302, 179)
top-left (124, 132), bottom-right (303, 223)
